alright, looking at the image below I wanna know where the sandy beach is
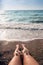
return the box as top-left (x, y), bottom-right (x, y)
top-left (0, 23), bottom-right (43, 65)
top-left (0, 39), bottom-right (43, 65)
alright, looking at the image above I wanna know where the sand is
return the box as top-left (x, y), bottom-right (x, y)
top-left (0, 39), bottom-right (43, 65)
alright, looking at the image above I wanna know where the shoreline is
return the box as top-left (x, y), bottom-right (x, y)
top-left (0, 22), bottom-right (43, 43)
top-left (0, 38), bottom-right (43, 42)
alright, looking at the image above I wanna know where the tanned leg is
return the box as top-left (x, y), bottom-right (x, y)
top-left (8, 45), bottom-right (22, 65)
top-left (22, 44), bottom-right (39, 65)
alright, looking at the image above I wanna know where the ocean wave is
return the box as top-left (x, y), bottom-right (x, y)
top-left (0, 23), bottom-right (43, 30)
top-left (31, 21), bottom-right (43, 23)
top-left (0, 10), bottom-right (43, 23)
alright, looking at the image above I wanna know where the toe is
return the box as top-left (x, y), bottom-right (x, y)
top-left (21, 44), bottom-right (26, 49)
top-left (16, 44), bottom-right (19, 49)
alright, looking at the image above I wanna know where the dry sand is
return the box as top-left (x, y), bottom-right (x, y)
top-left (0, 39), bottom-right (43, 65)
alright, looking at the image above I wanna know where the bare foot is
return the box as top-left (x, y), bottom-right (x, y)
top-left (14, 45), bottom-right (21, 56)
top-left (21, 44), bottom-right (29, 55)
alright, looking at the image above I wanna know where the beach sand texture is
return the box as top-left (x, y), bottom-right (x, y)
top-left (0, 39), bottom-right (43, 65)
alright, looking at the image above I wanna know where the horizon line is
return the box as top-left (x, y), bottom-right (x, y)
top-left (0, 9), bottom-right (43, 11)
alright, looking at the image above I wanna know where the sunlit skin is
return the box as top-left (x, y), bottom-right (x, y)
top-left (8, 45), bottom-right (22, 65)
top-left (8, 44), bottom-right (39, 65)
top-left (22, 44), bottom-right (39, 65)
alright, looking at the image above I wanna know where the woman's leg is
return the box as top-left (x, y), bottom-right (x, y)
top-left (8, 45), bottom-right (22, 65)
top-left (22, 44), bottom-right (39, 65)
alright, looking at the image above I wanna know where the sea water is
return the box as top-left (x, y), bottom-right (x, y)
top-left (0, 10), bottom-right (43, 23)
top-left (0, 10), bottom-right (43, 41)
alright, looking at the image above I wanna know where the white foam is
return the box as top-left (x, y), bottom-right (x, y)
top-left (0, 23), bottom-right (43, 41)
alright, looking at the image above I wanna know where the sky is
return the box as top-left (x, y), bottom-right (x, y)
top-left (0, 0), bottom-right (43, 10)
top-left (0, 0), bottom-right (2, 9)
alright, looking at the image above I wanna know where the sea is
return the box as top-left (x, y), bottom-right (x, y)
top-left (0, 10), bottom-right (43, 41)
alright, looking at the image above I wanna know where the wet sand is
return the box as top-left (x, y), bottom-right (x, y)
top-left (0, 39), bottom-right (43, 65)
